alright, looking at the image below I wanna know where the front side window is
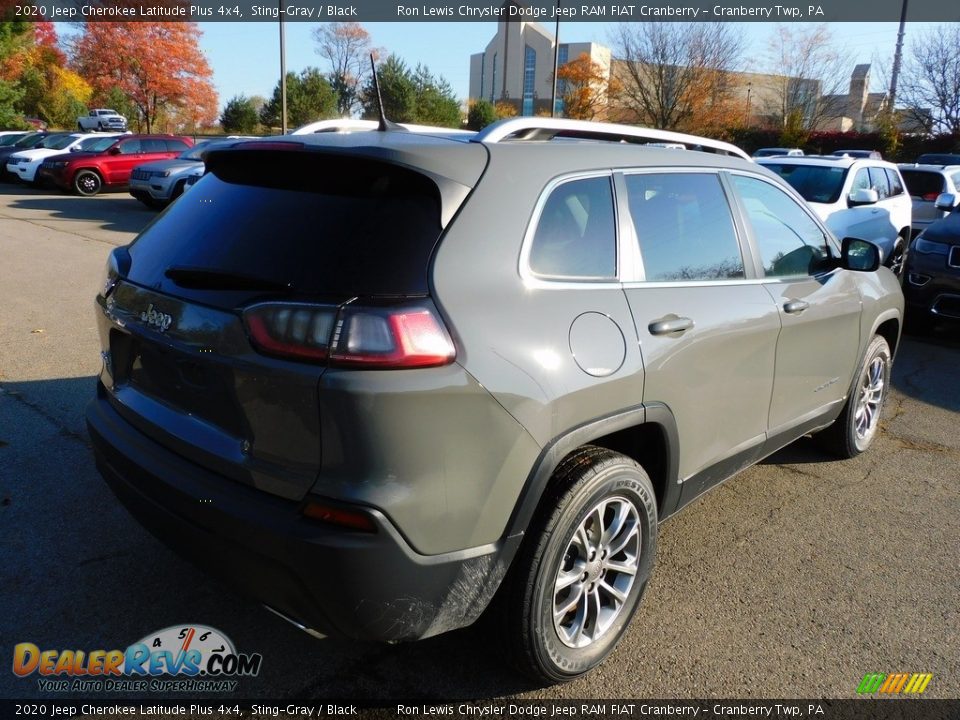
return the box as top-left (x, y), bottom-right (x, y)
top-left (528, 176), bottom-right (616, 279)
top-left (626, 173), bottom-right (743, 282)
top-left (731, 175), bottom-right (831, 278)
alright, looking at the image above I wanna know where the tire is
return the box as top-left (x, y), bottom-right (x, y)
top-left (817, 335), bottom-right (892, 458)
top-left (499, 446), bottom-right (657, 684)
top-left (73, 170), bottom-right (102, 197)
top-left (169, 179), bottom-right (186, 202)
top-left (97, 122), bottom-right (104, 131)
top-left (77, 123), bottom-right (84, 131)
top-left (886, 235), bottom-right (907, 282)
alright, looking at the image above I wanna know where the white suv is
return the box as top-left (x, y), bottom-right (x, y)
top-left (758, 155), bottom-right (912, 279)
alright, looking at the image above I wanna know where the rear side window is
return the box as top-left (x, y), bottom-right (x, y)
top-left (141, 139), bottom-right (167, 153)
top-left (626, 173), bottom-right (743, 282)
top-left (126, 150), bottom-right (444, 302)
top-left (731, 175), bottom-right (831, 278)
top-left (528, 176), bottom-right (616, 279)
top-left (868, 167), bottom-right (891, 199)
top-left (901, 170), bottom-right (945, 200)
top-left (885, 169), bottom-right (904, 196)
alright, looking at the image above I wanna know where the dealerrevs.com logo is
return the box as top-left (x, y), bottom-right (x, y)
top-left (12, 625), bottom-right (262, 693)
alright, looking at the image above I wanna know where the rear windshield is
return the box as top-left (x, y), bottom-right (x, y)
top-left (900, 170), bottom-right (945, 200)
top-left (126, 150), bottom-right (443, 302)
top-left (763, 163), bottom-right (848, 204)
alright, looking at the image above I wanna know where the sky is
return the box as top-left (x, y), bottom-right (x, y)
top-left (196, 21), bottom-right (937, 112)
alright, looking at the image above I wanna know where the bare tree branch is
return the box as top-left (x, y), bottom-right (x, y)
top-left (899, 24), bottom-right (960, 134)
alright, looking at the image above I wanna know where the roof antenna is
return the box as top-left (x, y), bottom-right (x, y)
top-left (370, 54), bottom-right (406, 132)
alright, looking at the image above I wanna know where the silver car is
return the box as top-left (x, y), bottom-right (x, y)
top-left (898, 163), bottom-right (960, 238)
top-left (88, 118), bottom-right (904, 685)
top-left (129, 140), bottom-right (244, 208)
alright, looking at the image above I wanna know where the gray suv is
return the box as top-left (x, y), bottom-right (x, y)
top-left (87, 118), bottom-right (904, 683)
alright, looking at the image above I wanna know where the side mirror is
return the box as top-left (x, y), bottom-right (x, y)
top-left (934, 192), bottom-right (957, 211)
top-left (841, 237), bottom-right (881, 272)
top-left (848, 188), bottom-right (879, 206)
top-left (108, 146), bottom-right (121, 155)
top-left (69, 147), bottom-right (79, 152)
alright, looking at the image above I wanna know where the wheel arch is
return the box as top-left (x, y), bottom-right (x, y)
top-left (872, 311), bottom-right (902, 359)
top-left (505, 403), bottom-right (681, 540)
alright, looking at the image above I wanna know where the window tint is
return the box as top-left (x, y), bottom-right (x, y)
top-left (899, 170), bottom-right (944, 200)
top-left (117, 139), bottom-right (141, 154)
top-left (127, 151), bottom-right (444, 305)
top-left (166, 139), bottom-right (190, 152)
top-left (529, 176), bottom-right (616, 279)
top-left (885, 168), bottom-right (904, 196)
top-left (731, 175), bottom-right (832, 278)
top-left (868, 167), bottom-right (891, 199)
top-left (626, 173), bottom-right (742, 281)
top-left (141, 139), bottom-right (167, 153)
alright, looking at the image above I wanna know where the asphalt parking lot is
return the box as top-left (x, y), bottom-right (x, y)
top-left (0, 184), bottom-right (958, 703)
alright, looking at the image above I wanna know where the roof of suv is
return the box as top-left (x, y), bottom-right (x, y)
top-left (758, 154), bottom-right (899, 170)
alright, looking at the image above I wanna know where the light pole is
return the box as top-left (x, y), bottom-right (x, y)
top-left (279, 2), bottom-right (287, 134)
top-left (550, 0), bottom-right (560, 117)
top-left (888, 0), bottom-right (909, 109)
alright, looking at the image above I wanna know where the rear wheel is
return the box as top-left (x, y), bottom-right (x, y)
top-left (73, 170), bottom-right (102, 197)
top-left (500, 446), bottom-right (657, 684)
top-left (817, 335), bottom-right (891, 458)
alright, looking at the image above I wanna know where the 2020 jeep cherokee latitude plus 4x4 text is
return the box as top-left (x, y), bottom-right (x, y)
top-left (87, 119), bottom-right (903, 683)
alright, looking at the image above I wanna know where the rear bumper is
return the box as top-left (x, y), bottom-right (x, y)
top-left (86, 386), bottom-right (516, 642)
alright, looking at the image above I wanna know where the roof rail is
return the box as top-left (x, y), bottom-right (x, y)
top-left (472, 118), bottom-right (751, 161)
top-left (291, 118), bottom-right (474, 136)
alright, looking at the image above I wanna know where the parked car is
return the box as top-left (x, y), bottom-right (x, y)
top-left (77, 109), bottom-right (128, 132)
top-left (23, 117), bottom-right (48, 131)
top-left (0, 131), bottom-right (29, 144)
top-left (758, 155), bottom-right (912, 279)
top-left (832, 149), bottom-right (882, 159)
top-left (87, 118), bottom-right (903, 685)
top-left (129, 139), bottom-right (248, 208)
top-left (903, 194), bottom-right (960, 333)
top-left (916, 153), bottom-right (960, 165)
top-left (752, 147), bottom-right (804, 158)
top-left (0, 132), bottom-right (50, 180)
top-left (38, 134), bottom-right (193, 196)
top-left (6, 132), bottom-right (119, 184)
top-left (898, 163), bottom-right (960, 237)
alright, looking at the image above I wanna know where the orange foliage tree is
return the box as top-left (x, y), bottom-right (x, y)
top-left (72, 22), bottom-right (217, 132)
top-left (557, 53), bottom-right (619, 121)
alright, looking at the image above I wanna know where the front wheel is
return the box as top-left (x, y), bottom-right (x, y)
top-left (73, 170), bottom-right (102, 196)
top-left (887, 236), bottom-right (907, 282)
top-left (817, 335), bottom-right (891, 458)
top-left (500, 446), bottom-right (657, 684)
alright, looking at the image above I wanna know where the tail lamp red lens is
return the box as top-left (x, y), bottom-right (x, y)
top-left (302, 500), bottom-right (377, 532)
top-left (243, 301), bottom-right (455, 369)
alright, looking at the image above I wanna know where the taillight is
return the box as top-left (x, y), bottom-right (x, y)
top-left (244, 303), bottom-right (338, 361)
top-left (301, 499), bottom-right (377, 532)
top-left (242, 300), bottom-right (456, 369)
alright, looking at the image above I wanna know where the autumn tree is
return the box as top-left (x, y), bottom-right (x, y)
top-left (763, 24), bottom-right (850, 141)
top-left (557, 52), bottom-right (618, 121)
top-left (611, 23), bottom-right (744, 132)
top-left (313, 22), bottom-right (377, 116)
top-left (71, 22), bottom-right (218, 133)
top-left (900, 24), bottom-right (960, 135)
top-left (220, 95), bottom-right (259, 134)
top-left (260, 68), bottom-right (337, 129)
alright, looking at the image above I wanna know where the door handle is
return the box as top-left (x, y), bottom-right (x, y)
top-left (783, 299), bottom-right (810, 314)
top-left (648, 316), bottom-right (694, 335)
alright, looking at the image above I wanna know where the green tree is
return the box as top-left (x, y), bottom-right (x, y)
top-left (261, 68), bottom-right (338, 129)
top-left (0, 80), bottom-right (25, 128)
top-left (467, 99), bottom-right (497, 130)
top-left (360, 55), bottom-right (415, 122)
top-left (361, 56), bottom-right (461, 128)
top-left (220, 94), bottom-right (259, 133)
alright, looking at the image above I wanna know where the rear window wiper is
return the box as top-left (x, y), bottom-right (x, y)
top-left (164, 266), bottom-right (294, 292)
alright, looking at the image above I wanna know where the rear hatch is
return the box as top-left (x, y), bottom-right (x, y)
top-left (98, 142), bottom-right (485, 500)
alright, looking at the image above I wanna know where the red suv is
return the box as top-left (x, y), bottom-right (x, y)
top-left (38, 134), bottom-right (193, 196)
